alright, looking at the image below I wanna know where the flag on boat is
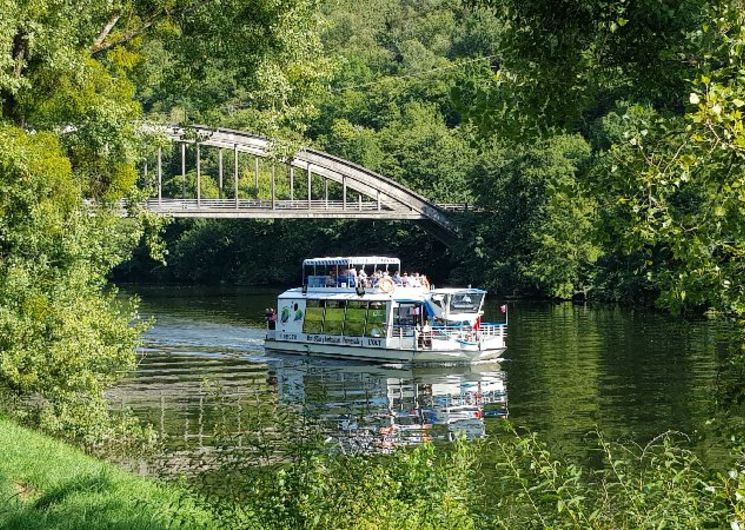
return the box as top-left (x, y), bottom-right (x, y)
top-left (500, 304), bottom-right (508, 313)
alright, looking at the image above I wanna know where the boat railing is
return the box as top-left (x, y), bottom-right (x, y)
top-left (430, 322), bottom-right (506, 341)
top-left (478, 323), bottom-right (507, 338)
top-left (388, 322), bottom-right (506, 349)
top-left (305, 275), bottom-right (429, 291)
top-left (390, 324), bottom-right (416, 338)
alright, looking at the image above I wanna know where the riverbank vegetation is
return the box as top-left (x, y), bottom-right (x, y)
top-left (4, 411), bottom-right (745, 530)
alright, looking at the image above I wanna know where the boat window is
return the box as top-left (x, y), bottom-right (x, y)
top-left (303, 299), bottom-right (325, 334)
top-left (393, 303), bottom-right (419, 336)
top-left (365, 302), bottom-right (387, 338)
top-left (430, 293), bottom-right (446, 309)
top-left (324, 300), bottom-right (346, 336)
top-left (344, 301), bottom-right (367, 336)
top-left (393, 303), bottom-right (419, 327)
top-left (449, 292), bottom-right (484, 313)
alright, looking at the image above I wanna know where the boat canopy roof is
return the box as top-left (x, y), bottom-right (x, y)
top-left (303, 256), bottom-right (400, 267)
top-left (278, 287), bottom-right (429, 302)
top-left (431, 288), bottom-right (486, 294)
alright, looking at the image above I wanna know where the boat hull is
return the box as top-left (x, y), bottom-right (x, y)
top-left (264, 337), bottom-right (505, 364)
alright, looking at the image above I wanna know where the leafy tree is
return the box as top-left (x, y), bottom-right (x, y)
top-left (0, 0), bottom-right (332, 441)
top-left (462, 0), bottom-right (711, 136)
top-left (466, 134), bottom-right (597, 298)
top-left (0, 126), bottom-right (147, 441)
top-left (589, 4), bottom-right (745, 318)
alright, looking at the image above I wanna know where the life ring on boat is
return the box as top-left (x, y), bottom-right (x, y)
top-left (379, 276), bottom-right (395, 293)
top-left (421, 277), bottom-right (430, 291)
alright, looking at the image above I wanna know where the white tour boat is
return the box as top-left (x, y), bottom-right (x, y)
top-left (264, 257), bottom-right (507, 363)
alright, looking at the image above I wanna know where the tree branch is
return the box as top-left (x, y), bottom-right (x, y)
top-left (12, 31), bottom-right (27, 77)
top-left (91, 13), bottom-right (122, 53)
top-left (90, 11), bottom-right (163, 55)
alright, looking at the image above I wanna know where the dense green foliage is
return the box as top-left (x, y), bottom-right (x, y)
top-left (0, 0), bottom-right (329, 439)
top-left (104, 423), bottom-right (745, 529)
top-left (9, 407), bottom-right (745, 530)
top-left (117, 0), bottom-right (745, 324)
top-left (457, 0), bottom-right (745, 317)
top-left (0, 125), bottom-right (146, 441)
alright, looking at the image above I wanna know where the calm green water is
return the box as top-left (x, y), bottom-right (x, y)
top-left (110, 285), bottom-right (726, 469)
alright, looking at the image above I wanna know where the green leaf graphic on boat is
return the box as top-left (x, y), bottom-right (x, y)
top-left (280, 307), bottom-right (290, 323)
top-left (294, 309), bottom-right (304, 321)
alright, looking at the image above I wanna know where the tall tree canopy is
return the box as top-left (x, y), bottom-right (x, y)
top-left (0, 0), bottom-right (329, 441)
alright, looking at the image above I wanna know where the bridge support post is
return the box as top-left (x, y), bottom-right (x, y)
top-left (181, 143), bottom-right (186, 199)
top-left (289, 166), bottom-right (294, 202)
top-left (218, 149), bottom-right (223, 198)
top-left (234, 144), bottom-right (239, 209)
top-left (157, 147), bottom-right (162, 205)
top-left (324, 179), bottom-right (328, 210)
top-left (271, 164), bottom-right (276, 210)
top-left (254, 157), bottom-right (259, 194)
top-left (342, 176), bottom-right (347, 210)
top-left (307, 165), bottom-right (311, 210)
top-left (196, 143), bottom-right (201, 206)
top-left (377, 190), bottom-right (381, 211)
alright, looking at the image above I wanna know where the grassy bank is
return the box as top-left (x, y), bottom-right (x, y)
top-left (0, 417), bottom-right (215, 530)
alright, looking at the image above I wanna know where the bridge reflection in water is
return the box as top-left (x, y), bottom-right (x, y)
top-left (107, 353), bottom-right (507, 475)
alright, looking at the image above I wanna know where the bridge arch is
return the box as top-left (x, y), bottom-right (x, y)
top-left (141, 125), bottom-right (462, 243)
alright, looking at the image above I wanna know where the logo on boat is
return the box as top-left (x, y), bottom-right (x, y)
top-left (280, 303), bottom-right (303, 323)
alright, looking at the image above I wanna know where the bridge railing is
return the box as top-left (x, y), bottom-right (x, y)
top-left (142, 198), bottom-right (388, 212)
top-left (436, 203), bottom-right (484, 212)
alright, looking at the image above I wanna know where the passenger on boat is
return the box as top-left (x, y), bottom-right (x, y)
top-left (411, 273), bottom-right (422, 288)
top-left (346, 267), bottom-right (357, 287)
top-left (358, 268), bottom-right (367, 287)
top-left (266, 307), bottom-right (277, 330)
top-left (326, 271), bottom-right (337, 287)
top-left (392, 270), bottom-right (403, 286)
top-left (411, 304), bottom-right (421, 327)
top-left (418, 317), bottom-right (433, 348)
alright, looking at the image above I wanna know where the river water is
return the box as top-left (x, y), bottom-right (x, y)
top-left (109, 285), bottom-right (727, 470)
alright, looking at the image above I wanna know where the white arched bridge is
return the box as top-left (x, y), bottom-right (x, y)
top-left (138, 125), bottom-right (474, 243)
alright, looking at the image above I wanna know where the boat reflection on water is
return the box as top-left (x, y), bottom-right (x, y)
top-left (108, 351), bottom-right (508, 475)
top-left (271, 358), bottom-right (508, 452)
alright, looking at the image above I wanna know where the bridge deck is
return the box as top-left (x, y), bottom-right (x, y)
top-left (141, 199), bottom-right (476, 219)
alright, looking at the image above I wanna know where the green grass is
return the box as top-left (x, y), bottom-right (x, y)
top-left (0, 417), bottom-right (216, 530)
